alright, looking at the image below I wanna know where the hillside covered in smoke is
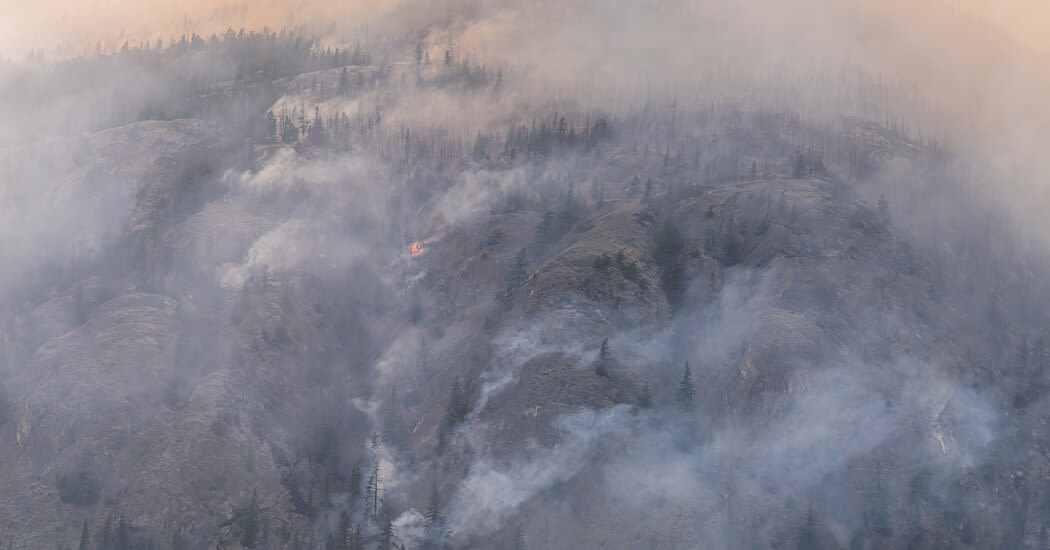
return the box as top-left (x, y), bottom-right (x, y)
top-left (3, 1), bottom-right (1050, 549)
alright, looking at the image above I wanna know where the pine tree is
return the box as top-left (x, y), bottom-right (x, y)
top-left (448, 377), bottom-right (468, 423)
top-left (114, 515), bottom-right (130, 550)
top-left (365, 463), bottom-right (382, 522)
top-left (338, 67), bottom-right (351, 96)
top-left (676, 362), bottom-right (695, 411)
top-left (77, 521), bottom-right (90, 550)
top-left (378, 518), bottom-right (396, 550)
top-left (417, 336), bottom-right (429, 371)
top-left (596, 338), bottom-right (612, 377)
top-left (424, 478), bottom-right (447, 547)
top-left (349, 463), bottom-right (363, 498)
top-left (310, 106), bottom-right (326, 147)
top-left (265, 110), bottom-right (278, 143)
top-left (639, 381), bottom-right (653, 409)
top-left (512, 248), bottom-right (528, 286)
top-left (425, 480), bottom-right (444, 526)
top-left (797, 506), bottom-right (818, 550)
top-left (241, 489), bottom-right (259, 548)
top-left (348, 524), bottom-right (364, 550)
top-left (512, 525), bottom-right (527, 550)
top-left (98, 512), bottom-right (112, 550)
top-left (383, 388), bottom-right (405, 447)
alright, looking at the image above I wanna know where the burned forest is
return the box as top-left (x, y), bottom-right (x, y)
top-left (3, 1), bottom-right (1050, 549)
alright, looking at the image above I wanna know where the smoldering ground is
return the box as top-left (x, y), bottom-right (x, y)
top-left (2, 1), bottom-right (1050, 549)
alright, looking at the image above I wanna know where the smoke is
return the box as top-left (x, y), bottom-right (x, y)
top-left (448, 404), bottom-right (633, 542)
top-left (3, 1), bottom-right (1050, 548)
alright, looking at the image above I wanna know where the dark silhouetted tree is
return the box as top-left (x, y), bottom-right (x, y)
top-left (338, 67), bottom-right (351, 95)
top-left (676, 362), bottom-right (695, 411)
top-left (378, 517), bottom-right (395, 550)
top-left (424, 478), bottom-right (448, 548)
top-left (512, 248), bottom-right (528, 286)
top-left (448, 377), bottom-right (469, 424)
top-left (596, 338), bottom-right (612, 377)
top-left (366, 463), bottom-right (382, 522)
top-left (383, 388), bottom-right (407, 447)
top-left (97, 513), bottom-right (113, 549)
top-left (114, 515), bottom-right (130, 550)
top-left (335, 510), bottom-right (351, 550)
top-left (512, 525), bottom-right (527, 550)
top-left (78, 521), bottom-right (90, 550)
top-left (639, 381), bottom-right (653, 409)
top-left (797, 506), bottom-right (818, 550)
top-left (240, 489), bottom-right (260, 548)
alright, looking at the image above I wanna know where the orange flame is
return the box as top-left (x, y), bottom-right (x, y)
top-left (410, 241), bottom-right (425, 257)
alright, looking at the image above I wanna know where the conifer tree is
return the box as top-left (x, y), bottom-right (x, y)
top-left (378, 518), bottom-right (396, 550)
top-left (240, 489), bottom-right (259, 548)
top-left (512, 525), bottom-right (527, 550)
top-left (77, 521), bottom-right (89, 550)
top-left (676, 362), bottom-right (695, 411)
top-left (596, 338), bottom-right (612, 377)
top-left (383, 388), bottom-right (406, 447)
top-left (424, 478), bottom-right (447, 547)
top-left (335, 510), bottom-right (351, 550)
top-left (114, 515), bottom-right (130, 550)
top-left (349, 462), bottom-right (363, 498)
top-left (366, 463), bottom-right (382, 522)
top-left (639, 381), bottom-right (653, 409)
top-left (348, 524), bottom-right (364, 550)
top-left (512, 248), bottom-right (528, 286)
top-left (797, 506), bottom-right (818, 550)
top-left (338, 67), bottom-right (351, 96)
top-left (448, 377), bottom-right (469, 424)
top-left (98, 512), bottom-right (112, 550)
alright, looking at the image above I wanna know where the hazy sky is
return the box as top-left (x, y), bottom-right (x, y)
top-left (4, 0), bottom-right (1050, 59)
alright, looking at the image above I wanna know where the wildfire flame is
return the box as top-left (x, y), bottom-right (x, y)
top-left (410, 241), bottom-right (426, 257)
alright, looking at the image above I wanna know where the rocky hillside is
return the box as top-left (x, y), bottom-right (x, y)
top-left (1, 33), bottom-right (1049, 550)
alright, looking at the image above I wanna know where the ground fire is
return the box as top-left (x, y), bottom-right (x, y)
top-left (410, 241), bottom-right (425, 256)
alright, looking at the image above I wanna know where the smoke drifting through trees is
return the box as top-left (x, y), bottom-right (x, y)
top-left (2, 1), bottom-right (1050, 549)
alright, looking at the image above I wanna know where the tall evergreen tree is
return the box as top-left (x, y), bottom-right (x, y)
top-left (348, 524), bottom-right (364, 550)
top-left (676, 362), bottom-right (695, 411)
top-left (512, 248), bottom-right (528, 286)
top-left (97, 512), bottom-right (113, 550)
top-left (349, 462), bottom-right (363, 498)
top-left (639, 381), bottom-right (653, 409)
top-left (378, 518), bottom-right (396, 550)
top-left (596, 338), bottom-right (612, 377)
top-left (797, 506), bottom-right (818, 550)
top-left (240, 489), bottom-right (260, 548)
top-left (365, 463), bottom-right (382, 522)
top-left (423, 475), bottom-right (450, 549)
top-left (448, 377), bottom-right (468, 424)
top-left (338, 67), bottom-right (351, 96)
top-left (417, 335), bottom-right (429, 371)
top-left (383, 388), bottom-right (406, 446)
top-left (114, 515), bottom-right (130, 550)
top-left (77, 521), bottom-right (90, 550)
top-left (512, 524), bottom-right (527, 550)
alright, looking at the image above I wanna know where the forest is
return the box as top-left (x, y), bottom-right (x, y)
top-left (3, 1), bottom-right (1050, 549)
